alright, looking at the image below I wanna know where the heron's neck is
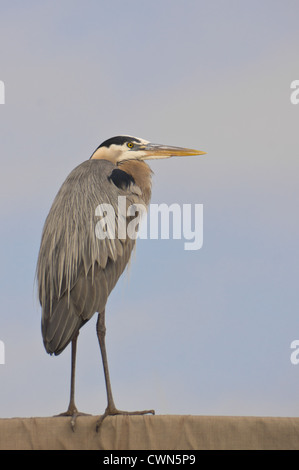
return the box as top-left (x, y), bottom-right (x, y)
top-left (118, 160), bottom-right (152, 206)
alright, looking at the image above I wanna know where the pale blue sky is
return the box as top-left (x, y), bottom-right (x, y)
top-left (1, 0), bottom-right (299, 419)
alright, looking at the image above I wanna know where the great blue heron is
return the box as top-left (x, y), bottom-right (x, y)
top-left (37, 135), bottom-right (205, 430)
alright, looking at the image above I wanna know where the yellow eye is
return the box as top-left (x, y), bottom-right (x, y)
top-left (127, 142), bottom-right (134, 148)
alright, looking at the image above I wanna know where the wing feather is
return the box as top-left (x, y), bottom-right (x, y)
top-left (37, 159), bottom-right (143, 355)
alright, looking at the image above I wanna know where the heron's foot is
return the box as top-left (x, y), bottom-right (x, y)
top-left (96, 406), bottom-right (155, 432)
top-left (54, 405), bottom-right (91, 432)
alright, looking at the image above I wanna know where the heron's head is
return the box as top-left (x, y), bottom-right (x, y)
top-left (90, 135), bottom-right (206, 164)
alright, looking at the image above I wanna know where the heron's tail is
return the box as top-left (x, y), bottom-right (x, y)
top-left (42, 295), bottom-right (85, 356)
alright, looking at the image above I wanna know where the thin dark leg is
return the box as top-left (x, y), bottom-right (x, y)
top-left (66, 330), bottom-right (79, 416)
top-left (96, 310), bottom-right (155, 431)
top-left (96, 309), bottom-right (117, 410)
top-left (55, 331), bottom-right (89, 430)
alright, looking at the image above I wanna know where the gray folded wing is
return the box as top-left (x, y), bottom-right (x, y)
top-left (37, 159), bottom-right (143, 355)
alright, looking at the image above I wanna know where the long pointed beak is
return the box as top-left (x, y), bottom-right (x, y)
top-left (140, 143), bottom-right (206, 160)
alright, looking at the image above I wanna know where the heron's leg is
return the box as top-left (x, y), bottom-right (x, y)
top-left (55, 331), bottom-right (89, 431)
top-left (96, 310), bottom-right (117, 410)
top-left (96, 310), bottom-right (155, 432)
top-left (66, 330), bottom-right (79, 415)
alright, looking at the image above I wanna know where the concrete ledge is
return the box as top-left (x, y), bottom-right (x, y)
top-left (0, 414), bottom-right (298, 450)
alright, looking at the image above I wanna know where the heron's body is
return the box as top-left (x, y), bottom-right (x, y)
top-left (36, 135), bottom-right (205, 430)
top-left (38, 159), bottom-right (151, 355)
